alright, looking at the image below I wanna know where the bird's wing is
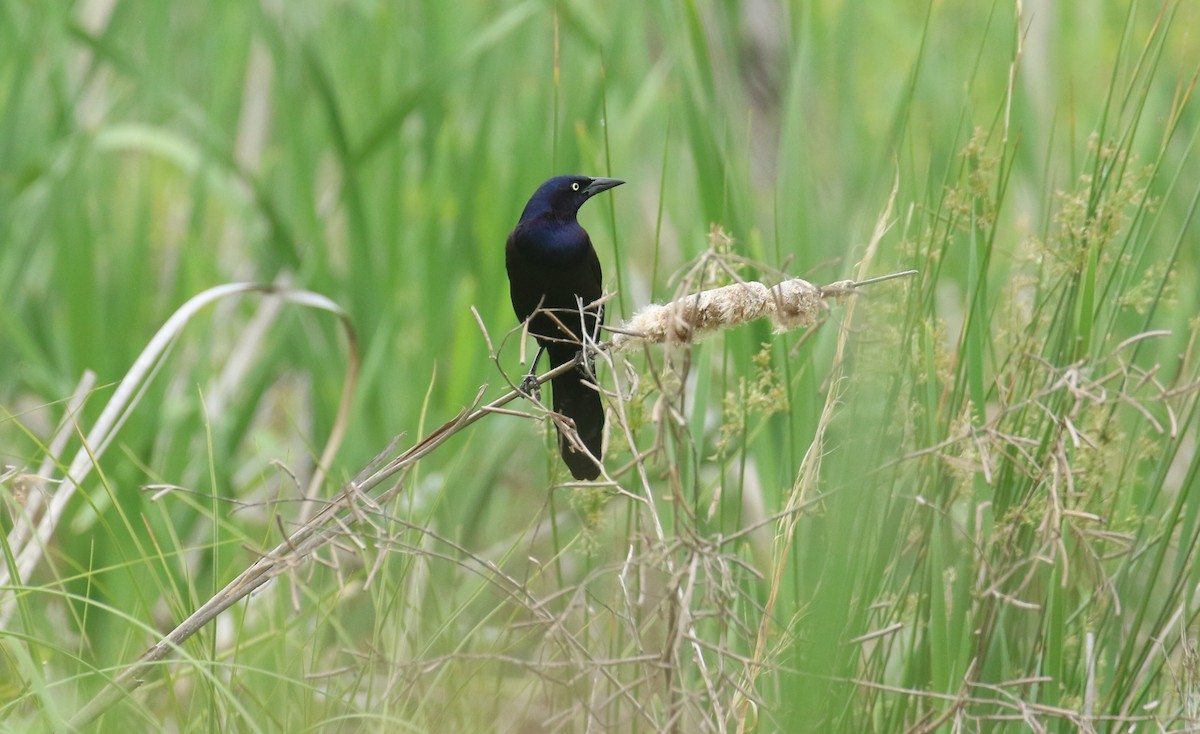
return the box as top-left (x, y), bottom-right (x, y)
top-left (587, 240), bottom-right (604, 324)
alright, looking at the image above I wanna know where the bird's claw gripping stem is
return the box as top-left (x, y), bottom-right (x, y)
top-left (577, 348), bottom-right (597, 380)
top-left (519, 373), bottom-right (542, 401)
top-left (518, 345), bottom-right (546, 400)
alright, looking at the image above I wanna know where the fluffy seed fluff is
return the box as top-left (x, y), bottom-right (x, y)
top-left (609, 276), bottom-right (833, 352)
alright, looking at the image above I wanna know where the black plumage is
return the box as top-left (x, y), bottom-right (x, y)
top-left (505, 175), bottom-right (624, 480)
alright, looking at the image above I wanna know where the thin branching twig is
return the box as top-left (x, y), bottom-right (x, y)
top-left (63, 267), bottom-right (914, 729)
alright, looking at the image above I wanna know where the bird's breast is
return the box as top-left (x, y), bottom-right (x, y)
top-left (508, 219), bottom-right (591, 268)
top-left (505, 217), bottom-right (603, 335)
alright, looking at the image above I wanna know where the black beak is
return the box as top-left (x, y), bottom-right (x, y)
top-left (583, 177), bottom-right (625, 197)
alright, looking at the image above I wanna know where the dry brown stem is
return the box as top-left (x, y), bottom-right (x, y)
top-left (65, 268), bottom-right (913, 729)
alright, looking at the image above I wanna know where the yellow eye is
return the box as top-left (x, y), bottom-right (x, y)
top-left (572, 182), bottom-right (580, 191)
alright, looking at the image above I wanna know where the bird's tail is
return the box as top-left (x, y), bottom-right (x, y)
top-left (551, 364), bottom-right (604, 480)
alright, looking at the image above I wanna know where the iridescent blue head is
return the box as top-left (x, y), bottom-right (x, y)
top-left (518, 175), bottom-right (625, 223)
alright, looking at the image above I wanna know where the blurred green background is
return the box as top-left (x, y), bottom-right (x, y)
top-left (2, 0), bottom-right (1199, 731)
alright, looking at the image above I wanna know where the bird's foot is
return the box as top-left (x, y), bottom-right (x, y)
top-left (519, 373), bottom-right (542, 401)
top-left (576, 348), bottom-right (597, 380)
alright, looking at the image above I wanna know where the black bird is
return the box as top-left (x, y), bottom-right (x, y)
top-left (506, 175), bottom-right (625, 480)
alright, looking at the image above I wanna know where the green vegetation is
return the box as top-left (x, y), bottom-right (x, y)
top-left (2, 0), bottom-right (1199, 731)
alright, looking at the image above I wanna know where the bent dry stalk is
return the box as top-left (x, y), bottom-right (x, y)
top-left (65, 269), bottom-right (916, 730)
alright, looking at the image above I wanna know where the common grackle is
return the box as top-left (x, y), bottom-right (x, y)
top-left (506, 175), bottom-right (624, 480)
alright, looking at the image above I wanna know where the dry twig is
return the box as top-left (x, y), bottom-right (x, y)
top-left (64, 267), bottom-right (914, 729)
